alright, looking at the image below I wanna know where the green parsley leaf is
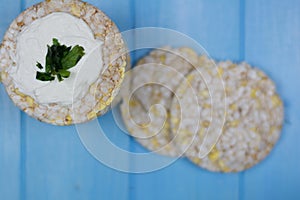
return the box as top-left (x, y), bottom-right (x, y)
top-left (36, 62), bottom-right (43, 69)
top-left (57, 74), bottom-right (63, 82)
top-left (52, 38), bottom-right (60, 46)
top-left (58, 69), bottom-right (71, 78)
top-left (36, 72), bottom-right (55, 81)
top-left (61, 45), bottom-right (85, 69)
top-left (36, 38), bottom-right (85, 82)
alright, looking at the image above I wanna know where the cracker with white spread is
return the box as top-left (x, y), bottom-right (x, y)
top-left (0, 0), bottom-right (127, 125)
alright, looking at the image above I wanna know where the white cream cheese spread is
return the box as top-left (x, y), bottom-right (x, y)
top-left (8, 12), bottom-right (103, 105)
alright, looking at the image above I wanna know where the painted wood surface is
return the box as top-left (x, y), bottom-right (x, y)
top-left (0, 0), bottom-right (299, 199)
top-left (0, 2), bottom-right (23, 200)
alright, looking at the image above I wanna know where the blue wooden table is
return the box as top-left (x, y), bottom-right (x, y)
top-left (0, 0), bottom-right (300, 199)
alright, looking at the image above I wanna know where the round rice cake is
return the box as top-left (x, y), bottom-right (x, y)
top-left (120, 47), bottom-right (199, 157)
top-left (0, 0), bottom-right (127, 125)
top-left (170, 60), bottom-right (284, 172)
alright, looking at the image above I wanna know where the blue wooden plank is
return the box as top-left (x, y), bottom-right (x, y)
top-left (88, 0), bottom-right (135, 31)
top-left (242, 0), bottom-right (300, 199)
top-left (0, 1), bottom-right (22, 199)
top-left (0, 88), bottom-right (21, 200)
top-left (22, 0), bottom-right (133, 199)
top-left (0, 0), bottom-right (21, 23)
top-left (134, 0), bottom-right (241, 61)
top-left (131, 0), bottom-right (241, 200)
top-left (24, 115), bottom-right (131, 200)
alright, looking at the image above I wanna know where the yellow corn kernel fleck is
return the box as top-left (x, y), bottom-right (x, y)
top-left (250, 88), bottom-right (257, 98)
top-left (203, 103), bottom-right (211, 108)
top-left (151, 139), bottom-right (159, 147)
top-left (187, 74), bottom-right (195, 82)
top-left (121, 61), bottom-right (127, 68)
top-left (0, 71), bottom-right (7, 82)
top-left (105, 97), bottom-right (113, 105)
top-left (217, 67), bottom-right (223, 76)
top-left (96, 102), bottom-right (106, 111)
top-left (151, 107), bottom-right (161, 116)
top-left (171, 117), bottom-right (179, 125)
top-left (65, 115), bottom-right (72, 125)
top-left (229, 120), bottom-right (239, 127)
top-left (218, 160), bottom-right (230, 172)
top-left (138, 122), bottom-right (148, 128)
top-left (14, 88), bottom-right (25, 97)
top-left (258, 71), bottom-right (266, 78)
top-left (200, 90), bottom-right (209, 98)
top-left (159, 55), bottom-right (166, 63)
top-left (271, 95), bottom-right (282, 107)
top-left (191, 157), bottom-right (201, 164)
top-left (26, 96), bottom-right (34, 107)
top-left (71, 4), bottom-right (81, 17)
top-left (165, 112), bottom-right (170, 118)
top-left (164, 121), bottom-right (170, 129)
top-left (269, 126), bottom-right (276, 135)
top-left (208, 149), bottom-right (219, 162)
top-left (94, 33), bottom-right (104, 38)
top-left (87, 110), bottom-right (97, 120)
top-left (180, 47), bottom-right (195, 55)
top-left (202, 120), bottom-right (210, 128)
top-left (250, 127), bottom-right (258, 133)
top-left (229, 103), bottom-right (237, 110)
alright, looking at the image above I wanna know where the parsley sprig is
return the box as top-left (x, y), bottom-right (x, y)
top-left (36, 38), bottom-right (85, 82)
